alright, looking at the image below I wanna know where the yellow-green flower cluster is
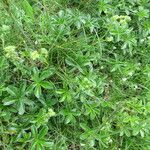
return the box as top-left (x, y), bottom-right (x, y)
top-left (40, 48), bottom-right (48, 57)
top-left (4, 46), bottom-right (22, 62)
top-left (111, 15), bottom-right (131, 25)
top-left (43, 108), bottom-right (56, 124)
top-left (1, 25), bottom-right (10, 32)
top-left (30, 51), bottom-right (40, 60)
top-left (47, 108), bottom-right (56, 117)
top-left (30, 48), bottom-right (48, 61)
top-left (106, 36), bottom-right (113, 42)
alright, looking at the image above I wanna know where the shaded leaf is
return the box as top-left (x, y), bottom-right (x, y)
top-left (38, 126), bottom-right (48, 138)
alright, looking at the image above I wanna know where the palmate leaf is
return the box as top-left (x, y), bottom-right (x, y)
top-left (3, 83), bottom-right (34, 115)
top-left (29, 126), bottom-right (53, 150)
top-left (30, 68), bottom-right (55, 98)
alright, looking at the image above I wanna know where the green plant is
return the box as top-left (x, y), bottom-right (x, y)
top-left (0, 0), bottom-right (150, 149)
top-left (3, 83), bottom-right (34, 115)
top-left (29, 67), bottom-right (55, 99)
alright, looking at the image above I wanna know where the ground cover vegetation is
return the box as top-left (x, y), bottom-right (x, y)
top-left (0, 0), bottom-right (150, 149)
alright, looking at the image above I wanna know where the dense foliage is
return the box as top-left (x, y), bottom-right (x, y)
top-left (0, 0), bottom-right (150, 149)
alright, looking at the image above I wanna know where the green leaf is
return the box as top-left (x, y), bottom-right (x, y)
top-left (6, 86), bottom-right (17, 96)
top-left (22, 0), bottom-right (34, 20)
top-left (65, 115), bottom-right (71, 124)
top-left (30, 142), bottom-right (36, 150)
top-left (140, 130), bottom-right (145, 138)
top-left (40, 68), bottom-right (55, 80)
top-left (125, 129), bottom-right (131, 137)
top-left (3, 98), bottom-right (16, 106)
top-left (40, 81), bottom-right (53, 89)
top-left (65, 58), bottom-right (75, 67)
top-left (38, 126), bottom-right (48, 138)
top-left (43, 141), bottom-right (54, 147)
top-left (18, 101), bottom-right (25, 115)
top-left (34, 85), bottom-right (41, 98)
top-left (20, 82), bottom-right (27, 94)
top-left (38, 97), bottom-right (46, 106)
top-left (133, 127), bottom-right (140, 136)
top-left (26, 83), bottom-right (36, 94)
top-left (80, 123), bottom-right (89, 131)
top-left (24, 98), bottom-right (34, 106)
top-left (31, 126), bottom-right (37, 136)
top-left (35, 143), bottom-right (43, 150)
